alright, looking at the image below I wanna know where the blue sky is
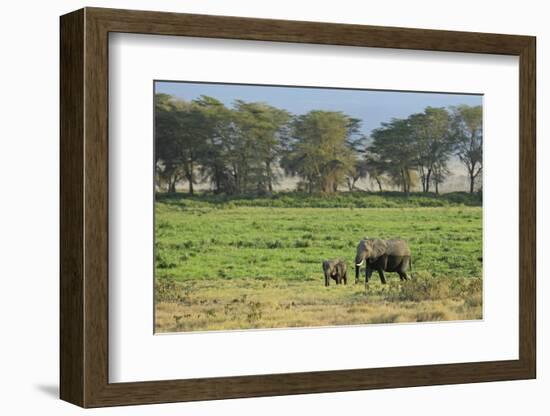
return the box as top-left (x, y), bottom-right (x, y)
top-left (155, 81), bottom-right (482, 136)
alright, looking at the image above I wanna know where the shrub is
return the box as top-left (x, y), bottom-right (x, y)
top-left (246, 301), bottom-right (263, 323)
top-left (266, 240), bottom-right (284, 249)
top-left (155, 249), bottom-right (177, 269)
top-left (464, 293), bottom-right (482, 308)
top-left (370, 312), bottom-right (401, 324)
top-left (155, 277), bottom-right (187, 302)
top-left (415, 310), bottom-right (449, 322)
top-left (387, 277), bottom-right (451, 302)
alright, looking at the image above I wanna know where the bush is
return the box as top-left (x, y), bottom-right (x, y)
top-left (155, 277), bottom-right (187, 302)
top-left (383, 276), bottom-right (482, 303)
top-left (415, 310), bottom-right (449, 321)
top-left (464, 293), bottom-right (482, 308)
top-left (266, 240), bottom-right (284, 249)
top-left (387, 277), bottom-right (451, 302)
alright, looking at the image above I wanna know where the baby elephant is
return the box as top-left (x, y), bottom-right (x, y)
top-left (322, 259), bottom-right (348, 287)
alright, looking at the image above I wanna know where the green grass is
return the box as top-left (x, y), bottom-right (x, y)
top-left (154, 192), bottom-right (482, 332)
top-left (156, 190), bottom-right (482, 209)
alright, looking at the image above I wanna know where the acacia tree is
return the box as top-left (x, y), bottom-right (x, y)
top-left (282, 111), bottom-right (358, 193)
top-left (156, 94), bottom-right (226, 194)
top-left (176, 106), bottom-right (210, 195)
top-left (155, 94), bottom-right (191, 192)
top-left (191, 97), bottom-right (292, 195)
top-left (409, 107), bottom-right (453, 193)
top-left (431, 161), bottom-right (451, 194)
top-left (343, 124), bottom-right (367, 191)
top-left (368, 118), bottom-right (417, 193)
top-left (450, 105), bottom-right (483, 193)
top-left (233, 101), bottom-right (291, 194)
top-left (193, 96), bottom-right (237, 194)
top-left (345, 158), bottom-right (369, 191)
top-left (364, 154), bottom-right (386, 192)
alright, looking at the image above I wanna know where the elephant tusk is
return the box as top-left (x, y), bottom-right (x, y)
top-left (356, 259), bottom-right (365, 267)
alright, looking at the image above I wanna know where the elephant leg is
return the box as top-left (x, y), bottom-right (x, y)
top-left (324, 273), bottom-right (329, 287)
top-left (343, 271), bottom-right (347, 285)
top-left (365, 268), bottom-right (373, 285)
top-left (399, 260), bottom-right (410, 280)
top-left (402, 269), bottom-right (410, 280)
top-left (402, 257), bottom-right (412, 280)
top-left (377, 268), bottom-right (387, 284)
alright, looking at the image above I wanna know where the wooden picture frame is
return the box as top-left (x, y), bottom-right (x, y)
top-left (60, 7), bottom-right (536, 408)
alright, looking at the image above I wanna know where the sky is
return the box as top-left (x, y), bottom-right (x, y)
top-left (155, 81), bottom-right (482, 136)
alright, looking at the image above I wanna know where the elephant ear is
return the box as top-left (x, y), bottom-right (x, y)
top-left (368, 239), bottom-right (387, 259)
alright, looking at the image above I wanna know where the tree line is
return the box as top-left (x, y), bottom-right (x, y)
top-left (155, 93), bottom-right (482, 195)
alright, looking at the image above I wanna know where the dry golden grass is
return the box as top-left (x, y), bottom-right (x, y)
top-left (155, 277), bottom-right (482, 333)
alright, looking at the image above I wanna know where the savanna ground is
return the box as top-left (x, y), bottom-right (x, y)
top-left (155, 192), bottom-right (482, 333)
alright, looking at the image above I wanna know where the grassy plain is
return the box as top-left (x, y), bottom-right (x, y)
top-left (155, 192), bottom-right (482, 332)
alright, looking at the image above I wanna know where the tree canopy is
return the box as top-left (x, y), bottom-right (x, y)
top-left (281, 111), bottom-right (359, 193)
top-left (154, 93), bottom-right (482, 195)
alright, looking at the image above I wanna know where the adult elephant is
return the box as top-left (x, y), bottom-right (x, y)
top-left (355, 238), bottom-right (412, 285)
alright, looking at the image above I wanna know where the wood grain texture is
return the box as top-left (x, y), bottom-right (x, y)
top-left (59, 8), bottom-right (84, 407)
top-left (83, 10), bottom-right (110, 406)
top-left (87, 7), bottom-right (532, 54)
top-left (59, 7), bottom-right (537, 408)
top-left (518, 38), bottom-right (536, 376)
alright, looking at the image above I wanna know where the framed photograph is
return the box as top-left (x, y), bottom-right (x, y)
top-left (60, 7), bottom-right (536, 408)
